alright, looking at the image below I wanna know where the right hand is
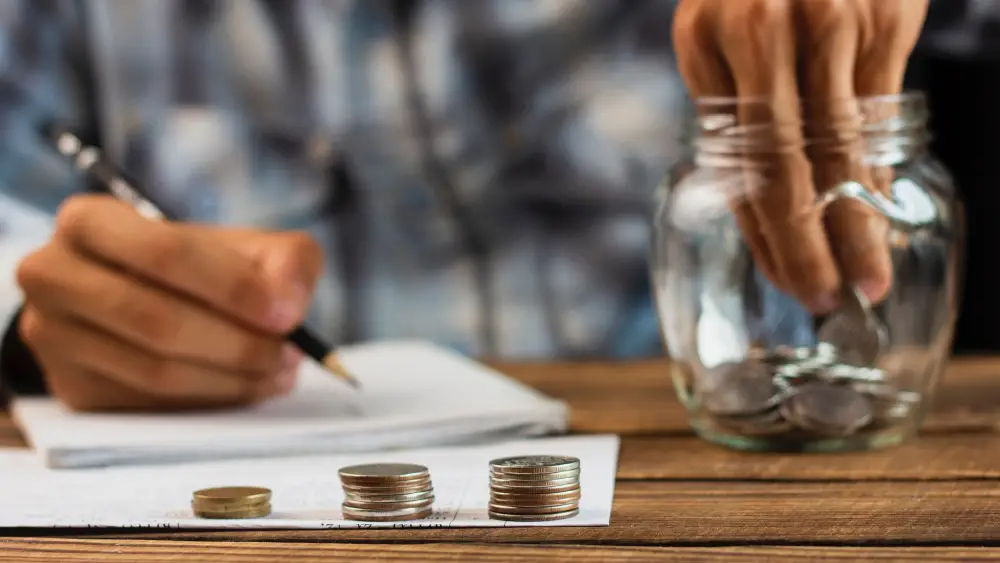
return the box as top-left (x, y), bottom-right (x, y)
top-left (672, 0), bottom-right (928, 313)
top-left (15, 195), bottom-right (324, 412)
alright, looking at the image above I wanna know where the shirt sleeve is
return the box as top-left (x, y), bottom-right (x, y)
top-left (0, 2), bottom-right (96, 396)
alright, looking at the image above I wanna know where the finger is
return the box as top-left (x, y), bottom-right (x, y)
top-left (796, 0), bottom-right (894, 304)
top-left (17, 243), bottom-right (287, 376)
top-left (24, 307), bottom-right (288, 401)
top-left (182, 225), bottom-right (326, 319)
top-left (53, 195), bottom-right (298, 334)
top-left (716, 0), bottom-right (841, 312)
top-left (673, 0), bottom-right (783, 288)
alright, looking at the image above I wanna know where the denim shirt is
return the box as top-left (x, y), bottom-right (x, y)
top-left (0, 0), bottom-right (689, 360)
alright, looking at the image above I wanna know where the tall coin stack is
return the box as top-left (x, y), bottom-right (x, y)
top-left (338, 463), bottom-right (435, 522)
top-left (488, 455), bottom-right (581, 521)
top-left (191, 486), bottom-right (272, 519)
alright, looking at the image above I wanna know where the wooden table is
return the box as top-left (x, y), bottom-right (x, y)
top-left (4, 358), bottom-right (1000, 561)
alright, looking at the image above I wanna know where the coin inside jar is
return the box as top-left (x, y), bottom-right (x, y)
top-left (783, 382), bottom-right (874, 436)
top-left (701, 359), bottom-right (782, 417)
top-left (817, 287), bottom-right (887, 366)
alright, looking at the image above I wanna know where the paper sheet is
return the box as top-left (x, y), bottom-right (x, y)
top-left (11, 340), bottom-right (569, 468)
top-left (0, 434), bottom-right (619, 529)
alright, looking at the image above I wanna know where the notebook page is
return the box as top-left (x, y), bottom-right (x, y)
top-left (12, 340), bottom-right (567, 453)
top-left (0, 434), bottom-right (619, 529)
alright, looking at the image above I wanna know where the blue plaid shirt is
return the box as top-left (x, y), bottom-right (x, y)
top-left (0, 0), bottom-right (689, 360)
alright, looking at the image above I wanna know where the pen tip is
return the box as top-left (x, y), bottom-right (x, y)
top-left (322, 354), bottom-right (362, 389)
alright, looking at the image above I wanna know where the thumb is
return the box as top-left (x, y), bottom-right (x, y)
top-left (182, 225), bottom-right (325, 329)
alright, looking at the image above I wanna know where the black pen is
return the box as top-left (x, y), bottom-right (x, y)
top-left (40, 121), bottom-right (362, 390)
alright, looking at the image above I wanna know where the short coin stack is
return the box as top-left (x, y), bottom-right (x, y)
top-left (338, 463), bottom-right (435, 522)
top-left (488, 455), bottom-right (581, 521)
top-left (191, 486), bottom-right (272, 519)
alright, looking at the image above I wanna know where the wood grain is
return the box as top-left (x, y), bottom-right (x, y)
top-left (3, 539), bottom-right (1000, 562)
top-left (3, 356), bottom-right (1000, 449)
top-left (9, 480), bottom-right (994, 545)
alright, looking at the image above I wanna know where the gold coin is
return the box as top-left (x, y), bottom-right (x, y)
top-left (341, 504), bottom-right (433, 522)
top-left (191, 498), bottom-right (270, 513)
top-left (488, 508), bottom-right (579, 522)
top-left (490, 481), bottom-right (580, 494)
top-left (192, 486), bottom-right (271, 505)
top-left (194, 503), bottom-right (272, 519)
top-left (487, 501), bottom-right (579, 515)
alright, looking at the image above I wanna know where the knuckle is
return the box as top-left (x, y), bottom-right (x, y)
top-left (14, 249), bottom-right (50, 292)
top-left (224, 271), bottom-right (271, 317)
top-left (54, 195), bottom-right (103, 240)
top-left (143, 230), bottom-right (190, 277)
top-left (142, 358), bottom-right (185, 395)
top-left (119, 299), bottom-right (184, 353)
top-left (233, 336), bottom-right (282, 373)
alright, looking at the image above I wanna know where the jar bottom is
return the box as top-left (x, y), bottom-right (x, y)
top-left (689, 416), bottom-right (919, 454)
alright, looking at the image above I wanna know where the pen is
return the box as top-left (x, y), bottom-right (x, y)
top-left (40, 121), bottom-right (362, 390)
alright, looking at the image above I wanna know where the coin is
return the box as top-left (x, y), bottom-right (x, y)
top-left (343, 489), bottom-right (435, 502)
top-left (488, 508), bottom-right (579, 522)
top-left (488, 501), bottom-right (579, 515)
top-left (192, 486), bottom-right (271, 506)
top-left (341, 505), bottom-right (433, 522)
top-left (338, 463), bottom-right (429, 484)
top-left (490, 475), bottom-right (580, 488)
top-left (491, 468), bottom-right (580, 481)
top-left (817, 287), bottom-right (887, 366)
top-left (191, 486), bottom-right (272, 519)
top-left (715, 407), bottom-right (795, 436)
top-left (193, 504), bottom-right (272, 519)
top-left (340, 479), bottom-right (433, 494)
top-left (338, 463), bottom-right (435, 522)
top-left (490, 481), bottom-right (581, 494)
top-left (490, 455), bottom-right (580, 474)
top-left (783, 382), bottom-right (874, 436)
top-left (490, 490), bottom-right (581, 505)
top-left (701, 359), bottom-right (782, 417)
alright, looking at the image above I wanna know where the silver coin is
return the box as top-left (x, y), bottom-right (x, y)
top-left (489, 455), bottom-right (579, 474)
top-left (490, 475), bottom-right (579, 488)
top-left (338, 463), bottom-right (430, 483)
top-left (343, 489), bottom-right (435, 503)
top-left (701, 359), bottom-right (783, 417)
top-left (784, 382), bottom-right (874, 436)
top-left (491, 468), bottom-right (580, 481)
top-left (820, 364), bottom-right (888, 384)
top-left (817, 287), bottom-right (887, 366)
top-left (343, 496), bottom-right (435, 510)
top-left (488, 508), bottom-right (579, 522)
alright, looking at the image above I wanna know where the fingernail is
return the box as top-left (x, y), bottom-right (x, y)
top-left (809, 292), bottom-right (840, 314)
top-left (273, 367), bottom-right (299, 395)
top-left (267, 283), bottom-right (308, 331)
top-left (281, 344), bottom-right (303, 371)
top-left (857, 279), bottom-right (887, 304)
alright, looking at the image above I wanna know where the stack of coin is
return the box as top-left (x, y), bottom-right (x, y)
top-left (488, 455), bottom-right (581, 521)
top-left (698, 287), bottom-right (922, 439)
top-left (191, 486), bottom-right (272, 519)
top-left (338, 463), bottom-right (434, 522)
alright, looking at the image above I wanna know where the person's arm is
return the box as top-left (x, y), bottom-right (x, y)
top-left (0, 2), bottom-right (95, 396)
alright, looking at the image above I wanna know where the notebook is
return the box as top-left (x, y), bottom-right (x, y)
top-left (0, 434), bottom-right (619, 529)
top-left (11, 340), bottom-right (569, 469)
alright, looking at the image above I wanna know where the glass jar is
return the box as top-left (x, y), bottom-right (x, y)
top-left (651, 93), bottom-right (964, 453)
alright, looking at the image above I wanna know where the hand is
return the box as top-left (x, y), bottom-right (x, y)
top-left (15, 195), bottom-right (324, 412)
top-left (672, 0), bottom-right (928, 312)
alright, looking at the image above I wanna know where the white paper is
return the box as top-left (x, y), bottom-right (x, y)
top-left (0, 434), bottom-right (619, 529)
top-left (11, 340), bottom-right (569, 468)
